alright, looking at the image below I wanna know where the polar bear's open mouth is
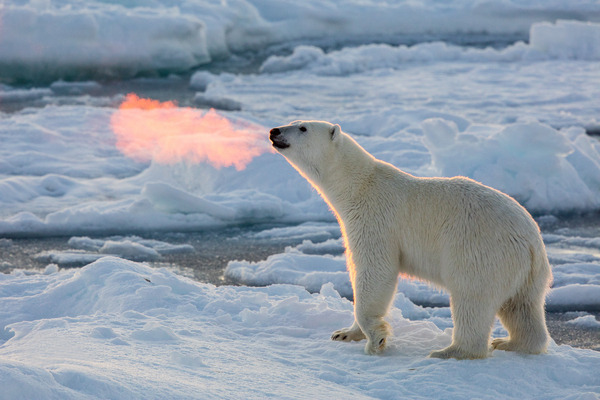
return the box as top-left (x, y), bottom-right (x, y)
top-left (269, 128), bottom-right (290, 149)
top-left (270, 138), bottom-right (289, 149)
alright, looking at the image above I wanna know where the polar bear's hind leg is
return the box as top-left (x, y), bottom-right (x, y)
top-left (493, 252), bottom-right (550, 355)
top-left (492, 295), bottom-right (549, 354)
top-left (430, 293), bottom-right (495, 360)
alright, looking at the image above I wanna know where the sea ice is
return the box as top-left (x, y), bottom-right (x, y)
top-left (1, 3), bottom-right (600, 398)
top-left (227, 223), bottom-right (600, 311)
top-left (422, 120), bottom-right (600, 212)
top-left (566, 314), bottom-right (600, 329)
top-left (1, 258), bottom-right (599, 399)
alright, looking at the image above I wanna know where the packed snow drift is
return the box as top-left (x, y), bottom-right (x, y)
top-left (1, 259), bottom-right (599, 399)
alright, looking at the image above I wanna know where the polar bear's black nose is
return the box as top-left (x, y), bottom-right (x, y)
top-left (270, 128), bottom-right (281, 136)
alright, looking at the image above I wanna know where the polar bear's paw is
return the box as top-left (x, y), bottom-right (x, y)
top-left (491, 337), bottom-right (513, 351)
top-left (331, 326), bottom-right (366, 342)
top-left (429, 344), bottom-right (489, 360)
top-left (364, 336), bottom-right (387, 355)
top-left (363, 320), bottom-right (391, 355)
top-left (491, 337), bottom-right (546, 354)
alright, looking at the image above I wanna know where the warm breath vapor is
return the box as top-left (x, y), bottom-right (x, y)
top-left (111, 94), bottom-right (271, 170)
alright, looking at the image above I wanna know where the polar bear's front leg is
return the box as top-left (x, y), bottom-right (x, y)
top-left (357, 312), bottom-right (392, 355)
top-left (352, 267), bottom-right (398, 355)
top-left (331, 320), bottom-right (366, 342)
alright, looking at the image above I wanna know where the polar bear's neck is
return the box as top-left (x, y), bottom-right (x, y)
top-left (310, 133), bottom-right (378, 216)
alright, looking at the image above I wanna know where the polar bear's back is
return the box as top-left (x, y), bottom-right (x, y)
top-left (372, 164), bottom-right (548, 291)
top-left (410, 175), bottom-right (539, 239)
top-left (372, 162), bottom-right (538, 236)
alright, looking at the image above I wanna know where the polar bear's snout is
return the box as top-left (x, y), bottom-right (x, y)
top-left (269, 127), bottom-right (290, 149)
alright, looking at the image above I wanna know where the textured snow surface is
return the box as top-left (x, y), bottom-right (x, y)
top-left (1, 1), bottom-right (600, 82)
top-left (1, 2), bottom-right (600, 398)
top-left (1, 259), bottom-right (599, 399)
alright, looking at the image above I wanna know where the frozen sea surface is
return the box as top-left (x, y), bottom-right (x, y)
top-left (1, 258), bottom-right (599, 400)
top-left (2, 219), bottom-right (599, 355)
top-left (1, 1), bottom-right (600, 399)
top-left (2, 20), bottom-right (600, 237)
top-left (2, 1), bottom-right (600, 83)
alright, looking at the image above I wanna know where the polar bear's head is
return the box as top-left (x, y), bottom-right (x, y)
top-left (269, 120), bottom-right (341, 177)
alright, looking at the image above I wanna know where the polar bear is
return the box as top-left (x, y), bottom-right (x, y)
top-left (269, 120), bottom-right (552, 359)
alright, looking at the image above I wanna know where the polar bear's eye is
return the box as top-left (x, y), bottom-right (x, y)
top-left (299, 126), bottom-right (307, 132)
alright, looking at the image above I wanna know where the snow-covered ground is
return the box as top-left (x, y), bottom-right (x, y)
top-left (226, 221), bottom-right (600, 312)
top-left (1, 258), bottom-right (599, 399)
top-left (1, 1), bottom-right (600, 399)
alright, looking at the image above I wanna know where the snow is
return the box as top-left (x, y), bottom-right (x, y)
top-left (260, 21), bottom-right (600, 76)
top-left (0, 86), bottom-right (52, 103)
top-left (547, 285), bottom-right (600, 312)
top-left (142, 182), bottom-right (236, 219)
top-left (423, 121), bottom-right (600, 211)
top-left (227, 248), bottom-right (352, 295)
top-left (249, 222), bottom-right (341, 242)
top-left (1, 0), bottom-right (600, 398)
top-left (1, 259), bottom-right (599, 399)
top-left (32, 236), bottom-right (195, 267)
top-left (2, 75), bottom-right (600, 234)
top-left (226, 225), bottom-right (600, 311)
top-left (567, 314), bottom-right (600, 329)
top-left (531, 20), bottom-right (600, 60)
top-left (1, 2), bottom-right (600, 83)
top-left (0, 3), bottom-right (209, 83)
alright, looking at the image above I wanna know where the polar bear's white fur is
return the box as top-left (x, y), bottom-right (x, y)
top-left (269, 120), bottom-right (551, 359)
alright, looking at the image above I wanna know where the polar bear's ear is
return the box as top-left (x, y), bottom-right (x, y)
top-left (330, 124), bottom-right (341, 141)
